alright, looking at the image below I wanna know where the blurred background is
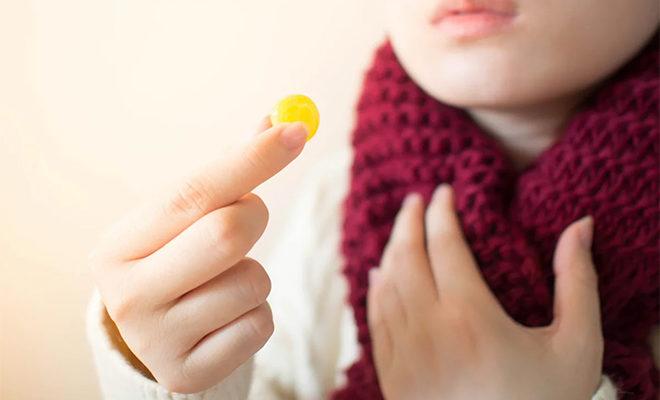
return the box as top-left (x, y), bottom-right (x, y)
top-left (0, 1), bottom-right (385, 398)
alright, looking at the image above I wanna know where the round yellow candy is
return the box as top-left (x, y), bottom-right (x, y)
top-left (270, 94), bottom-right (320, 141)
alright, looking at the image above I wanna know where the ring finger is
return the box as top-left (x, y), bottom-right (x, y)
top-left (162, 258), bottom-right (271, 352)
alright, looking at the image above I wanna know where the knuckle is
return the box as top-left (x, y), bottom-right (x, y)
top-left (166, 178), bottom-right (212, 217)
top-left (106, 281), bottom-right (142, 323)
top-left (243, 145), bottom-right (270, 173)
top-left (107, 296), bottom-right (136, 324)
top-left (205, 211), bottom-right (241, 252)
top-left (203, 199), bottom-right (267, 258)
top-left (240, 260), bottom-right (271, 306)
top-left (244, 304), bottom-right (275, 343)
top-left (245, 193), bottom-right (269, 226)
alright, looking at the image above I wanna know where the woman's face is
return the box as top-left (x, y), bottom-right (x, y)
top-left (385, 0), bottom-right (659, 109)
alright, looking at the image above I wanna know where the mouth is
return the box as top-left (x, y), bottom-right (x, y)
top-left (430, 0), bottom-right (518, 40)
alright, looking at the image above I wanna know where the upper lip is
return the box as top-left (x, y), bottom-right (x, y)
top-left (431, 0), bottom-right (518, 24)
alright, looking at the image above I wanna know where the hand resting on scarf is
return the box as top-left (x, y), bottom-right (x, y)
top-left (368, 185), bottom-right (603, 400)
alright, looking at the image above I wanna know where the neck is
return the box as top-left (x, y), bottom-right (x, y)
top-left (467, 93), bottom-right (589, 171)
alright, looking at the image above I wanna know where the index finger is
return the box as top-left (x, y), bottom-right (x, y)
top-left (99, 121), bottom-right (309, 261)
top-left (425, 185), bottom-right (497, 304)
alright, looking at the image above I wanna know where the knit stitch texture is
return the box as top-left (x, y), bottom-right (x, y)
top-left (333, 35), bottom-right (659, 399)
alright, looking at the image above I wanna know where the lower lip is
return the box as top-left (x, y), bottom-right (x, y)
top-left (433, 12), bottom-right (516, 40)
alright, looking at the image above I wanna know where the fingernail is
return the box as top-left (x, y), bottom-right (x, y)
top-left (433, 183), bottom-right (452, 203)
top-left (403, 192), bottom-right (421, 208)
top-left (577, 216), bottom-right (594, 249)
top-left (254, 115), bottom-right (272, 136)
top-left (279, 123), bottom-right (308, 150)
top-left (369, 268), bottom-right (381, 286)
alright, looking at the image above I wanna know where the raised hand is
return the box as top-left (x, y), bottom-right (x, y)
top-left (368, 185), bottom-right (603, 400)
top-left (90, 121), bottom-right (309, 393)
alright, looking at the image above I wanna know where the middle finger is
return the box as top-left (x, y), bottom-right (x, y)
top-left (380, 193), bottom-right (438, 309)
top-left (131, 193), bottom-right (268, 305)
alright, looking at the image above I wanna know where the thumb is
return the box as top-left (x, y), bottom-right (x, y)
top-left (253, 116), bottom-right (273, 138)
top-left (551, 216), bottom-right (602, 345)
top-left (367, 268), bottom-right (394, 372)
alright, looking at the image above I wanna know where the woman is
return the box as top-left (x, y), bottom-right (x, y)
top-left (87, 0), bottom-right (659, 398)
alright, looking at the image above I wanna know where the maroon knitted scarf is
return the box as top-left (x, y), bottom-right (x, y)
top-left (333, 36), bottom-right (659, 400)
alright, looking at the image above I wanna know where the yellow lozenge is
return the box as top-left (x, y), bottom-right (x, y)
top-left (270, 95), bottom-right (320, 141)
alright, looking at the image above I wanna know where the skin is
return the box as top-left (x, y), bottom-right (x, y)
top-left (385, 0), bottom-right (659, 168)
top-left (90, 2), bottom-right (658, 395)
top-left (90, 120), bottom-right (309, 393)
top-left (369, 188), bottom-right (602, 400)
top-left (371, 0), bottom-right (659, 397)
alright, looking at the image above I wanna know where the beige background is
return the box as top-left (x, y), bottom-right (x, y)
top-left (0, 1), bottom-right (385, 398)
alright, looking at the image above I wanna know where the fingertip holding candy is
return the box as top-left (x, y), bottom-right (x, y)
top-left (270, 95), bottom-right (320, 141)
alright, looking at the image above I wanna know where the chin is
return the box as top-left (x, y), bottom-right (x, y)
top-left (405, 63), bottom-right (545, 110)
top-left (425, 81), bottom-right (526, 110)
top-left (394, 47), bottom-right (589, 111)
top-left (391, 40), bottom-right (540, 109)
